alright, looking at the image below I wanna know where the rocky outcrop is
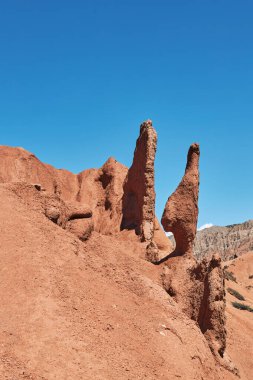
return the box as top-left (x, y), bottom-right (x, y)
top-left (145, 218), bottom-right (174, 263)
top-left (160, 143), bottom-right (234, 369)
top-left (6, 182), bottom-right (94, 242)
top-left (0, 130), bottom-right (238, 374)
top-left (121, 120), bottom-right (157, 242)
top-left (0, 126), bottom-right (171, 249)
top-left (199, 255), bottom-right (227, 358)
top-left (161, 143), bottom-right (200, 255)
top-left (77, 157), bottom-right (128, 235)
top-left (120, 120), bottom-right (172, 260)
top-left (162, 254), bottom-right (227, 359)
top-left (194, 220), bottom-right (253, 261)
top-left (0, 145), bottom-right (79, 200)
top-left (0, 146), bottom-right (128, 236)
top-left (0, 181), bottom-right (238, 380)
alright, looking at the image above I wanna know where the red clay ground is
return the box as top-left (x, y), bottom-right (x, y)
top-left (225, 253), bottom-right (253, 380)
top-left (0, 183), bottom-right (239, 380)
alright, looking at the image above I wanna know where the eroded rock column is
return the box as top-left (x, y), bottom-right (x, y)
top-left (161, 143), bottom-right (200, 255)
top-left (121, 120), bottom-right (157, 242)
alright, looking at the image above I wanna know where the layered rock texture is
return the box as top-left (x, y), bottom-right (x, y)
top-left (161, 143), bottom-right (200, 256)
top-left (194, 220), bottom-right (253, 261)
top-left (120, 121), bottom-right (172, 261)
top-left (121, 120), bottom-right (157, 242)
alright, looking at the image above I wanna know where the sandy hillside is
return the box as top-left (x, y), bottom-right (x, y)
top-left (0, 132), bottom-right (252, 380)
top-left (225, 253), bottom-right (253, 380)
top-left (0, 182), bottom-right (235, 380)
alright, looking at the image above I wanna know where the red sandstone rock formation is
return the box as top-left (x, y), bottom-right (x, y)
top-left (0, 146), bottom-right (128, 236)
top-left (0, 123), bottom-right (169, 248)
top-left (121, 120), bottom-right (157, 242)
top-left (77, 157), bottom-right (128, 235)
top-left (162, 254), bottom-right (228, 361)
top-left (145, 218), bottom-right (174, 263)
top-left (0, 133), bottom-right (242, 378)
top-left (199, 255), bottom-right (227, 358)
top-left (0, 146), bottom-right (79, 199)
top-left (160, 143), bottom-right (235, 370)
top-left (5, 182), bottom-right (94, 242)
top-left (161, 143), bottom-right (200, 255)
top-left (0, 180), bottom-right (238, 380)
top-left (0, 131), bottom-right (180, 257)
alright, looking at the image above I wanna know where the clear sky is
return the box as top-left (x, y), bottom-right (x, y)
top-left (0, 1), bottom-right (252, 228)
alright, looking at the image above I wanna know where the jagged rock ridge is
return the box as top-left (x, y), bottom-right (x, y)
top-left (0, 123), bottom-right (171, 250)
top-left (194, 220), bottom-right (253, 261)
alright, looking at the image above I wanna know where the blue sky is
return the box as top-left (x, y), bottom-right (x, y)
top-left (0, 0), bottom-right (252, 227)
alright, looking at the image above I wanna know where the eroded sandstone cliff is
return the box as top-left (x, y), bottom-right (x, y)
top-left (194, 221), bottom-right (253, 261)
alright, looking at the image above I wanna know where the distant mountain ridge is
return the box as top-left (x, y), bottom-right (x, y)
top-left (193, 220), bottom-right (253, 261)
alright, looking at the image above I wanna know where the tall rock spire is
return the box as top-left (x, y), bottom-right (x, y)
top-left (121, 120), bottom-right (157, 242)
top-left (161, 143), bottom-right (200, 255)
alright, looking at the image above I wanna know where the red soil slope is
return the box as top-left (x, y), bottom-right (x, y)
top-left (0, 182), bottom-right (235, 380)
top-left (225, 253), bottom-right (253, 380)
top-left (0, 142), bottom-right (252, 379)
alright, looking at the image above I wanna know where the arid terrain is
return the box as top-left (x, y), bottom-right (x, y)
top-left (0, 121), bottom-right (252, 380)
top-left (194, 221), bottom-right (253, 261)
top-left (224, 253), bottom-right (253, 379)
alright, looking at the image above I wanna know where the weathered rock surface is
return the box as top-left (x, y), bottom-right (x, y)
top-left (0, 145), bottom-right (79, 199)
top-left (0, 146), bottom-right (127, 236)
top-left (0, 128), bottom-right (171, 250)
top-left (202, 255), bottom-right (227, 358)
top-left (77, 157), bottom-right (128, 235)
top-left (145, 218), bottom-right (174, 263)
top-left (161, 143), bottom-right (200, 255)
top-left (4, 182), bottom-right (94, 242)
top-left (153, 217), bottom-right (174, 253)
top-left (162, 254), bottom-right (227, 361)
top-left (194, 220), bottom-right (253, 261)
top-left (121, 120), bottom-right (157, 242)
top-left (160, 142), bottom-right (235, 370)
top-left (66, 218), bottom-right (94, 241)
